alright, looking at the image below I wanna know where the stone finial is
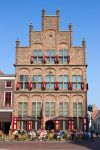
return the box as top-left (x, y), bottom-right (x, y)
top-left (69, 23), bottom-right (72, 32)
top-left (42, 9), bottom-right (46, 16)
top-left (56, 9), bottom-right (60, 16)
top-left (29, 23), bottom-right (33, 31)
top-left (82, 38), bottom-right (86, 47)
top-left (16, 39), bottom-right (20, 47)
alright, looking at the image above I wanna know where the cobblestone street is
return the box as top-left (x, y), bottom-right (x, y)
top-left (0, 138), bottom-right (100, 150)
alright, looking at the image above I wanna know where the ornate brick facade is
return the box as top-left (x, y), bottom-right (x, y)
top-left (14, 10), bottom-right (88, 131)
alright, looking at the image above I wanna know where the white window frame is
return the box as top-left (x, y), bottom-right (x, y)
top-left (5, 80), bottom-right (12, 88)
top-left (4, 91), bottom-right (12, 107)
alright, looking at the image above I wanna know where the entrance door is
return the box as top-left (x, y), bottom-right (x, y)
top-left (45, 121), bottom-right (54, 130)
top-left (2, 122), bottom-right (11, 134)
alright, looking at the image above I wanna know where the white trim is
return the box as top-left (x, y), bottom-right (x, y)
top-left (0, 109), bottom-right (14, 112)
top-left (5, 80), bottom-right (12, 88)
top-left (4, 91), bottom-right (13, 106)
top-left (0, 76), bottom-right (15, 80)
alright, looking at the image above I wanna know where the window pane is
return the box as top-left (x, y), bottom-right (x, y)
top-left (51, 57), bottom-right (55, 63)
top-left (32, 76), bottom-right (37, 82)
top-left (59, 102), bottom-right (63, 116)
top-left (59, 83), bottom-right (63, 89)
top-left (64, 57), bottom-right (67, 63)
top-left (38, 75), bottom-right (42, 82)
top-left (51, 76), bottom-right (54, 82)
top-left (59, 50), bottom-right (63, 56)
top-left (25, 83), bottom-right (28, 89)
top-left (46, 75), bottom-right (50, 82)
top-left (46, 50), bottom-right (50, 56)
top-left (73, 102), bottom-right (77, 117)
top-left (34, 57), bottom-right (37, 63)
top-left (38, 57), bottom-right (42, 63)
top-left (77, 76), bottom-right (82, 82)
top-left (24, 75), bottom-right (28, 82)
top-left (46, 83), bottom-right (50, 89)
top-left (64, 75), bottom-right (68, 82)
top-left (32, 102), bottom-right (36, 117)
top-left (33, 50), bottom-right (38, 56)
top-left (46, 57), bottom-right (50, 63)
top-left (51, 83), bottom-right (54, 89)
top-left (45, 102), bottom-right (50, 117)
top-left (73, 83), bottom-right (77, 89)
top-left (64, 83), bottom-right (68, 89)
top-left (72, 76), bottom-right (77, 82)
top-left (37, 83), bottom-right (41, 89)
top-left (59, 76), bottom-right (63, 82)
top-left (77, 83), bottom-right (81, 90)
top-left (38, 50), bottom-right (42, 56)
top-left (64, 50), bottom-right (67, 56)
top-left (51, 50), bottom-right (55, 56)
top-left (20, 75), bottom-right (24, 82)
top-left (59, 57), bottom-right (63, 63)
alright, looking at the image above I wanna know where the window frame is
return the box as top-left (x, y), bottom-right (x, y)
top-left (59, 75), bottom-right (68, 90)
top-left (72, 75), bottom-right (82, 90)
top-left (19, 75), bottom-right (29, 90)
top-left (18, 102), bottom-right (28, 117)
top-left (5, 81), bottom-right (12, 88)
top-left (59, 102), bottom-right (69, 117)
top-left (32, 102), bottom-right (42, 118)
top-left (59, 49), bottom-right (68, 64)
top-left (4, 91), bottom-right (12, 106)
top-left (45, 102), bottom-right (55, 117)
top-left (46, 75), bottom-right (55, 90)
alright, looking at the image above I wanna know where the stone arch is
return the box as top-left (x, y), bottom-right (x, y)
top-left (71, 68), bottom-right (83, 76)
top-left (58, 68), bottom-right (70, 76)
top-left (19, 68), bottom-right (30, 75)
top-left (31, 68), bottom-right (42, 75)
top-left (58, 95), bottom-right (69, 102)
top-left (59, 43), bottom-right (69, 50)
top-left (72, 95), bottom-right (83, 103)
top-left (31, 95), bottom-right (42, 102)
top-left (18, 94), bottom-right (29, 101)
top-left (45, 94), bottom-right (56, 102)
top-left (45, 68), bottom-right (56, 75)
top-left (33, 43), bottom-right (43, 50)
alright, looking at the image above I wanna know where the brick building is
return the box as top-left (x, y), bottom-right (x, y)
top-left (13, 10), bottom-right (88, 131)
top-left (0, 70), bottom-right (15, 133)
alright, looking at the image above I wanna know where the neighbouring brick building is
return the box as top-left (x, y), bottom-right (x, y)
top-left (13, 10), bottom-right (88, 131)
top-left (0, 70), bottom-right (15, 133)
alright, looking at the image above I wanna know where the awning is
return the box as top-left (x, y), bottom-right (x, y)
top-left (0, 110), bottom-right (13, 122)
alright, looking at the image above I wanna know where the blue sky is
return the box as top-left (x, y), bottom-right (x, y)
top-left (0, 0), bottom-right (100, 108)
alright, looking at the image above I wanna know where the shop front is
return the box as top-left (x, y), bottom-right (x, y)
top-left (0, 110), bottom-right (13, 134)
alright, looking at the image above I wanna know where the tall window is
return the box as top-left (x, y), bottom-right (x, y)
top-left (72, 75), bottom-right (82, 90)
top-left (5, 92), bottom-right (12, 106)
top-left (45, 102), bottom-right (55, 117)
top-left (33, 50), bottom-right (43, 64)
top-left (73, 102), bottom-right (82, 117)
top-left (59, 49), bottom-right (68, 64)
top-left (59, 75), bottom-right (68, 90)
top-left (19, 75), bottom-right (28, 89)
top-left (32, 75), bottom-right (42, 89)
top-left (18, 102), bottom-right (28, 117)
top-left (59, 102), bottom-right (69, 117)
top-left (32, 102), bottom-right (42, 118)
top-left (46, 75), bottom-right (55, 90)
top-left (46, 50), bottom-right (55, 64)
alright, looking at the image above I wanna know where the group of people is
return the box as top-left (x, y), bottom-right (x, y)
top-left (12, 129), bottom-right (99, 142)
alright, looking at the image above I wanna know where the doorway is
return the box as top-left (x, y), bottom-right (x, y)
top-left (45, 120), bottom-right (54, 130)
top-left (2, 122), bottom-right (11, 134)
